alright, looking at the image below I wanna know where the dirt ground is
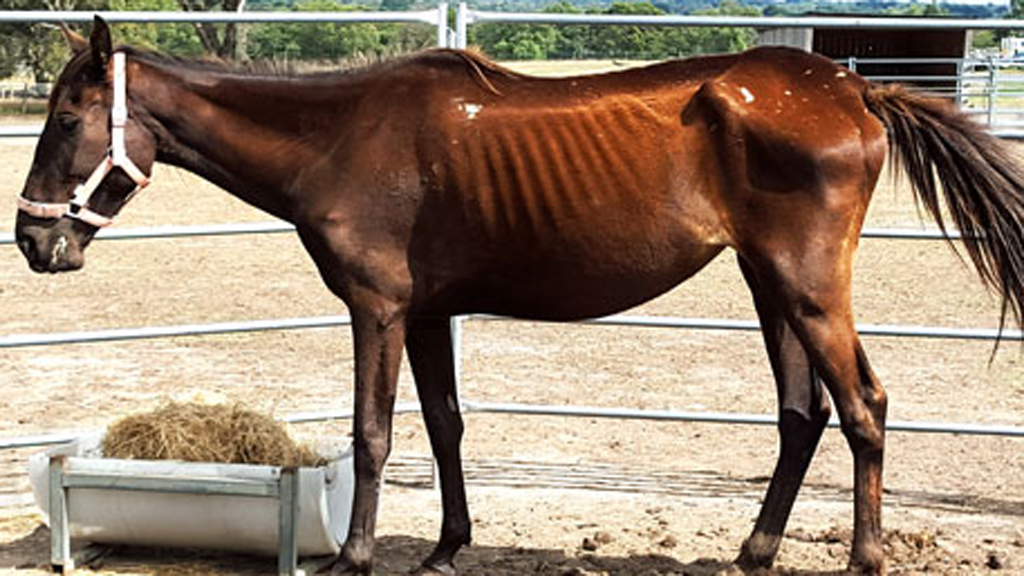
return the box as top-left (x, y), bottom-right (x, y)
top-left (0, 61), bottom-right (1022, 575)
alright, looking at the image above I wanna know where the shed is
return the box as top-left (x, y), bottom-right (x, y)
top-left (758, 15), bottom-right (970, 95)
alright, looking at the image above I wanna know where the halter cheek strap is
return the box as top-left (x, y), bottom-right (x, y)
top-left (17, 52), bottom-right (150, 228)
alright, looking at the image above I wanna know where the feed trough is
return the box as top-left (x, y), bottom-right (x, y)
top-left (29, 434), bottom-right (354, 573)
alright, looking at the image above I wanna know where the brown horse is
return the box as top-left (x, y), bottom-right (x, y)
top-left (15, 17), bottom-right (1024, 575)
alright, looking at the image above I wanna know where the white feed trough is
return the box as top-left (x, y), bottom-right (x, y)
top-left (29, 434), bottom-right (354, 560)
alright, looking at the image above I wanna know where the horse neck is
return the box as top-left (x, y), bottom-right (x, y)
top-left (129, 57), bottom-right (363, 221)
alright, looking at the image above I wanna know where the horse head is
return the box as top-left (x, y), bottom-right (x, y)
top-left (16, 17), bottom-right (155, 273)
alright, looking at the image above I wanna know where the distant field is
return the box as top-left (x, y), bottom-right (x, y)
top-left (0, 101), bottom-right (46, 117)
top-left (502, 59), bottom-right (652, 76)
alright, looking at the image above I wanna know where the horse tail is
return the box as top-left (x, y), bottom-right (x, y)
top-left (863, 83), bottom-right (1024, 333)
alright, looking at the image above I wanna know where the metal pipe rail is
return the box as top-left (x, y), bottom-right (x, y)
top-left (0, 8), bottom-right (443, 25)
top-left (0, 402), bottom-right (428, 451)
top-left (0, 224), bottom-right (963, 245)
top-left (1, 312), bottom-right (1018, 351)
top-left (4, 399), bottom-right (1022, 453)
top-left (0, 221), bottom-right (296, 244)
top-left (0, 315), bottom-right (352, 349)
top-left (459, 401), bottom-right (1024, 438)
top-left (462, 9), bottom-right (1024, 31)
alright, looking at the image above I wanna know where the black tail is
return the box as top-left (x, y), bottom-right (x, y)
top-left (864, 83), bottom-right (1024, 334)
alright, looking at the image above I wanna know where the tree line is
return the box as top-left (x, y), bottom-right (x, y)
top-left (1, 0), bottom-right (761, 82)
top-left (473, 1), bottom-right (758, 60)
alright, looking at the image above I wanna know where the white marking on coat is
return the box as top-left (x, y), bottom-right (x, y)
top-left (459, 102), bottom-right (483, 119)
top-left (836, 71), bottom-right (848, 78)
top-left (739, 86), bottom-right (755, 103)
top-left (51, 236), bottom-right (68, 267)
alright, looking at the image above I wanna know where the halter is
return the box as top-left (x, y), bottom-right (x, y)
top-left (17, 52), bottom-right (150, 228)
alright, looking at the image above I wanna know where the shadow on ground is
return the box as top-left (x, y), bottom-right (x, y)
top-left (0, 528), bottom-right (854, 575)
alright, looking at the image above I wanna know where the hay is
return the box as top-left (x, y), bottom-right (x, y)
top-left (101, 402), bottom-right (325, 468)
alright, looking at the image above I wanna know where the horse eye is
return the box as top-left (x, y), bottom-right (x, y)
top-left (56, 114), bottom-right (80, 133)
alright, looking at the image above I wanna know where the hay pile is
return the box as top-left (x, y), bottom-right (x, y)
top-left (102, 402), bottom-right (325, 468)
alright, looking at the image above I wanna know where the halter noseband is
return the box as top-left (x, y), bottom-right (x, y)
top-left (17, 52), bottom-right (150, 228)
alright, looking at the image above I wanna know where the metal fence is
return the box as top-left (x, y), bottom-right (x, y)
top-left (7, 8), bottom-right (1024, 136)
top-left (2, 8), bottom-right (1023, 453)
top-left (452, 4), bottom-right (1024, 137)
top-left (0, 221), bottom-right (1021, 452)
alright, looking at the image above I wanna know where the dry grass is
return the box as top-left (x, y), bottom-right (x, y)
top-left (101, 402), bottom-right (325, 468)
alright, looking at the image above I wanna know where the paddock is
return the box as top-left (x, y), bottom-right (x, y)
top-left (1, 37), bottom-right (1024, 573)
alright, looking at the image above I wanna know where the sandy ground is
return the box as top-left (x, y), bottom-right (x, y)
top-left (0, 61), bottom-right (1022, 575)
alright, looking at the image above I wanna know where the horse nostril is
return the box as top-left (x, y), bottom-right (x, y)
top-left (16, 236), bottom-right (36, 261)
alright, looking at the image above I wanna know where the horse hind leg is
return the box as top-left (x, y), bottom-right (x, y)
top-left (740, 239), bottom-right (887, 574)
top-left (405, 316), bottom-right (471, 575)
top-left (735, 255), bottom-right (832, 569)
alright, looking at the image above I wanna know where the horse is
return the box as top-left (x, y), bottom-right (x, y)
top-left (14, 16), bottom-right (1024, 575)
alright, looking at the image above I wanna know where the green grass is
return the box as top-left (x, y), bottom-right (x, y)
top-left (0, 100), bottom-right (47, 116)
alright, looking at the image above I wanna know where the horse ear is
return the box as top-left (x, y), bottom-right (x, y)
top-left (60, 22), bottom-right (89, 56)
top-left (89, 16), bottom-right (113, 72)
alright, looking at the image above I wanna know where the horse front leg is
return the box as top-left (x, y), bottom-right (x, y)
top-left (406, 316), bottom-right (471, 575)
top-left (332, 302), bottom-right (408, 575)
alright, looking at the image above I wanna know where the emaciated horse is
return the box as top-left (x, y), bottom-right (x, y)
top-left (15, 17), bottom-right (1024, 575)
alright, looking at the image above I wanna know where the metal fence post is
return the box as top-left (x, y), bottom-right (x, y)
top-left (956, 58), bottom-right (964, 104)
top-left (436, 2), bottom-right (449, 48)
top-left (456, 3), bottom-right (468, 50)
top-left (49, 456), bottom-right (72, 573)
top-left (450, 315), bottom-right (464, 395)
top-left (278, 467), bottom-right (299, 576)
top-left (988, 57), bottom-right (998, 128)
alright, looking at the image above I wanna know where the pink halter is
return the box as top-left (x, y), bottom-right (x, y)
top-left (17, 52), bottom-right (150, 228)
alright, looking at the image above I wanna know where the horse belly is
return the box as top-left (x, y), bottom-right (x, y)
top-left (475, 239), bottom-right (725, 321)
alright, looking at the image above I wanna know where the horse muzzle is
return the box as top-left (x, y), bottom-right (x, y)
top-left (15, 219), bottom-right (86, 273)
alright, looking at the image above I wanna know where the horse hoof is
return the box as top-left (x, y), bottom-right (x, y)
top-left (712, 564), bottom-right (748, 576)
top-left (847, 560), bottom-right (885, 575)
top-left (411, 561), bottom-right (457, 575)
top-left (735, 534), bottom-right (778, 571)
top-left (323, 557), bottom-right (372, 576)
top-left (848, 544), bottom-right (885, 575)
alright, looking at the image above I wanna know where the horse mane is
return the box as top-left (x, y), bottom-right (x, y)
top-left (118, 45), bottom-right (399, 80)
top-left (113, 45), bottom-right (522, 98)
top-left (438, 47), bottom-right (523, 96)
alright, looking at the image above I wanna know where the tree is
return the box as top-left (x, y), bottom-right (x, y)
top-left (470, 1), bottom-right (760, 62)
top-left (585, 2), bottom-right (670, 59)
top-left (111, 0), bottom-right (203, 55)
top-left (669, 2), bottom-right (759, 58)
top-left (245, 0), bottom-right (433, 62)
top-left (471, 2), bottom-right (578, 60)
top-left (178, 0), bottom-right (244, 58)
top-left (0, 0), bottom-right (106, 81)
top-left (380, 0), bottom-right (412, 11)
